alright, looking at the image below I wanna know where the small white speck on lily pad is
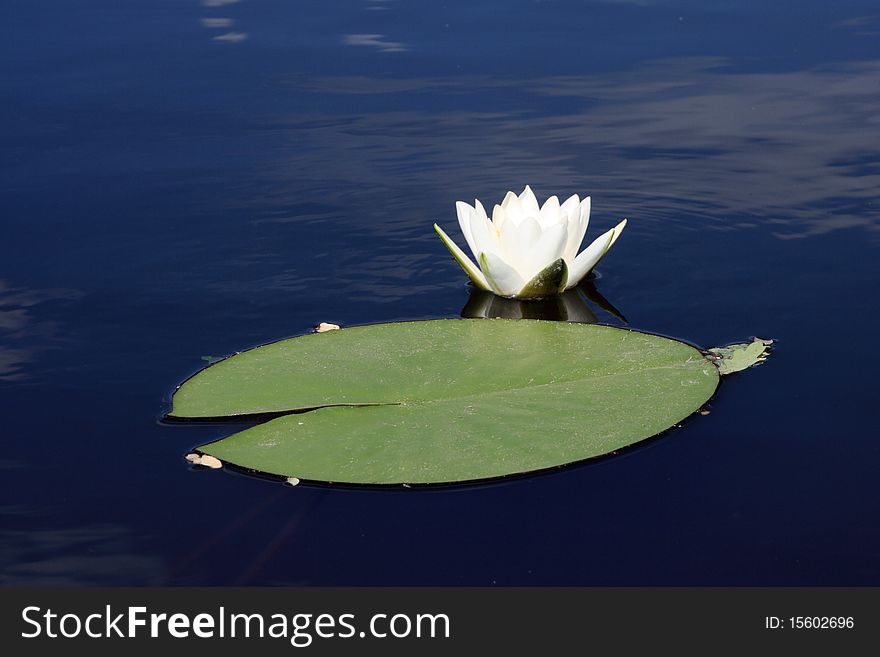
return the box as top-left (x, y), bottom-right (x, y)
top-left (185, 453), bottom-right (222, 469)
top-left (315, 322), bottom-right (340, 333)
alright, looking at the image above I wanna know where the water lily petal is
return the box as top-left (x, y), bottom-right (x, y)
top-left (502, 192), bottom-right (525, 228)
top-left (475, 199), bottom-right (489, 223)
top-left (441, 189), bottom-right (624, 300)
top-left (479, 251), bottom-right (526, 297)
top-left (593, 217), bottom-right (626, 263)
top-left (539, 195), bottom-right (561, 227)
top-left (455, 201), bottom-right (479, 260)
top-left (564, 225), bottom-right (614, 290)
top-left (608, 217), bottom-right (627, 249)
top-left (593, 216), bottom-right (623, 253)
top-left (579, 196), bottom-right (591, 235)
top-left (564, 196), bottom-right (590, 262)
top-left (500, 216), bottom-right (542, 274)
top-left (519, 185), bottom-right (540, 217)
top-left (518, 258), bottom-right (569, 299)
top-left (523, 221), bottom-right (568, 280)
top-left (491, 204), bottom-right (507, 231)
top-left (500, 190), bottom-right (517, 208)
top-left (469, 200), bottom-right (500, 258)
top-left (560, 194), bottom-right (580, 222)
top-left (434, 223), bottom-right (491, 290)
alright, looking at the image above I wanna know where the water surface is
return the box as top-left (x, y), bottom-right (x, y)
top-left (2, 0), bottom-right (878, 585)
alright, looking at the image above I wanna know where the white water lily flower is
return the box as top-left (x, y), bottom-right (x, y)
top-left (434, 186), bottom-right (626, 299)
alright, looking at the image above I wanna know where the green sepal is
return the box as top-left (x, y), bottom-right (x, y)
top-left (517, 258), bottom-right (569, 299)
top-left (434, 223), bottom-right (490, 291)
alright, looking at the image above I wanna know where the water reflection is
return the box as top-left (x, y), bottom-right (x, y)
top-left (343, 34), bottom-right (407, 53)
top-left (461, 279), bottom-right (626, 324)
top-left (833, 15), bottom-right (880, 35)
top-left (0, 281), bottom-right (81, 382)
top-left (200, 18), bottom-right (234, 28)
top-left (213, 32), bottom-right (248, 43)
top-left (265, 57), bottom-right (880, 241)
top-left (200, 0), bottom-right (246, 43)
top-left (366, 0), bottom-right (394, 11)
top-left (0, 525), bottom-right (164, 585)
top-left (1, 0), bottom-right (877, 588)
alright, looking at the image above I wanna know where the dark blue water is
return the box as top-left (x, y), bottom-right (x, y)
top-left (2, 0), bottom-right (878, 585)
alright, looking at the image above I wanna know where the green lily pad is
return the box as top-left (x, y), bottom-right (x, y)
top-left (706, 338), bottom-right (773, 375)
top-left (170, 320), bottom-right (736, 485)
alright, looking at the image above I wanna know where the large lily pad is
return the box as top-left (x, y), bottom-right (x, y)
top-left (171, 320), bottom-right (727, 484)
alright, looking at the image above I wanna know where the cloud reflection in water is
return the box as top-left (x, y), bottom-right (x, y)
top-left (343, 34), bottom-right (407, 52)
top-left (0, 525), bottom-right (164, 586)
top-left (0, 281), bottom-right (81, 382)
top-left (265, 57), bottom-right (880, 242)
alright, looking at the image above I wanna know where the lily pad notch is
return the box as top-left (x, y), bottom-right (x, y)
top-left (169, 319), bottom-right (771, 486)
